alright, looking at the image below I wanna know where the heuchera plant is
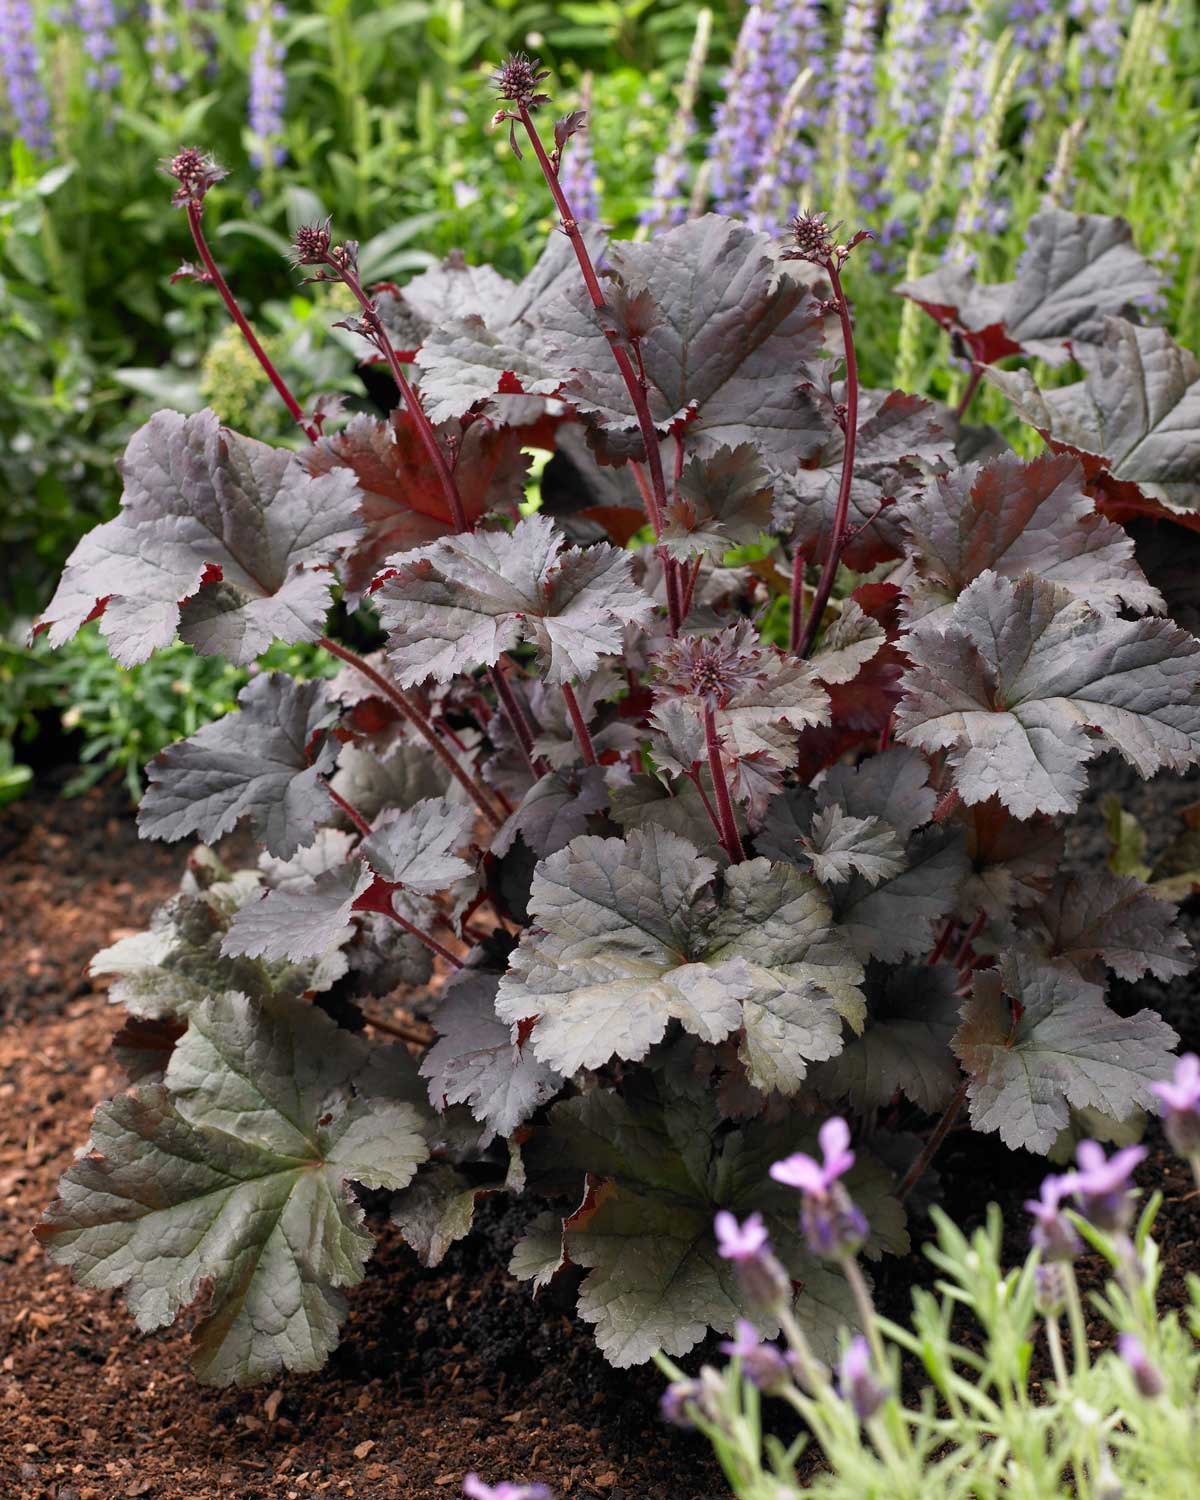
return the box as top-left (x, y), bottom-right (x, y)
top-left (31, 59), bottom-right (1200, 1387)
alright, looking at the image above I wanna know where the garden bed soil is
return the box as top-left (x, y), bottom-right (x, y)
top-left (2, 771), bottom-right (1199, 1500)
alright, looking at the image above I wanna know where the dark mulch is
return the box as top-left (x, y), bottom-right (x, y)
top-left (2, 766), bottom-right (1199, 1500)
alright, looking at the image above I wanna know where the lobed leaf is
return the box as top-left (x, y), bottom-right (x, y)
top-left (36, 410), bottom-right (362, 666)
top-left (896, 571), bottom-right (1200, 817)
top-left (37, 992), bottom-right (429, 1385)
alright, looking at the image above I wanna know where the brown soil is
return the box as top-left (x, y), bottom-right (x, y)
top-left (2, 778), bottom-right (1199, 1500)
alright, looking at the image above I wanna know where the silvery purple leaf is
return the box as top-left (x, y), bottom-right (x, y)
top-left (139, 672), bottom-right (338, 858)
top-left (375, 512), bottom-right (653, 687)
top-left (35, 410), bottom-right (362, 666)
top-left (896, 571), bottom-right (1200, 818)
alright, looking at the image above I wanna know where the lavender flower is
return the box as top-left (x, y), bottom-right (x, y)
top-left (557, 77), bottom-right (598, 222)
top-left (1117, 1332), bottom-right (1165, 1399)
top-left (1034, 1262), bottom-right (1068, 1317)
top-left (719, 1319), bottom-right (790, 1392)
top-left (75, 0), bottom-right (119, 92)
top-left (1068, 1141), bottom-right (1146, 1233)
top-left (0, 0), bottom-right (52, 154)
top-left (147, 0), bottom-right (182, 93)
top-left (641, 6), bottom-right (711, 234)
top-left (707, 0), bottom-right (826, 225)
top-left (838, 1335), bottom-right (889, 1421)
top-left (659, 1377), bottom-right (704, 1429)
top-left (1024, 1174), bottom-right (1082, 1262)
top-left (248, 0), bottom-right (287, 168)
top-left (462, 1476), bottom-right (553, 1500)
top-left (1071, 0), bottom-right (1130, 109)
top-left (885, 0), bottom-right (969, 165)
top-left (1149, 1053), bottom-right (1200, 1158)
top-left (829, 0), bottom-right (888, 227)
top-left (771, 1118), bottom-right (868, 1260)
top-left (713, 1210), bottom-right (790, 1310)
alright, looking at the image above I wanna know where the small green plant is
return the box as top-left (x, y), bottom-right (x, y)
top-left (0, 628), bottom-right (335, 802)
top-left (657, 1063), bottom-right (1200, 1500)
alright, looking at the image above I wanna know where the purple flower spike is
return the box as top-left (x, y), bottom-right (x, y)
top-left (1117, 1333), bottom-right (1165, 1399)
top-left (659, 1377), bottom-right (704, 1430)
top-left (1150, 1053), bottom-right (1200, 1158)
top-left (1024, 1174), bottom-right (1081, 1262)
top-left (463, 1476), bottom-right (553, 1500)
top-left (0, 0), bottom-right (53, 154)
top-left (1069, 1141), bottom-right (1147, 1233)
top-left (713, 1210), bottom-right (789, 1311)
top-left (838, 1335), bottom-right (888, 1421)
top-left (771, 1118), bottom-right (867, 1260)
top-left (770, 1117), bottom-right (855, 1196)
top-left (714, 1209), bottom-right (769, 1261)
top-left (719, 1318), bottom-right (790, 1392)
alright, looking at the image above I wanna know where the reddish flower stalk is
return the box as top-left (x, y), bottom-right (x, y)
top-left (336, 262), bottom-right (470, 534)
top-left (488, 664), bottom-right (549, 781)
top-left (560, 681), bottom-right (598, 767)
top-left (317, 635), bottom-right (505, 829)
top-left (897, 1078), bottom-right (969, 1202)
top-left (703, 701), bottom-right (745, 862)
top-left (510, 99), bottom-right (684, 635)
top-left (324, 779), bottom-right (373, 836)
top-left (383, 903), bottom-right (466, 971)
top-left (793, 255), bottom-right (860, 658)
top-left (185, 200), bottom-right (319, 442)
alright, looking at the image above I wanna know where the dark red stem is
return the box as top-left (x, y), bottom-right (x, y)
top-left (897, 1079), bottom-right (969, 1201)
top-left (337, 265), bottom-right (469, 532)
top-left (515, 103), bottom-right (683, 635)
top-left (927, 916), bottom-right (958, 967)
top-left (703, 700), bottom-right (745, 863)
top-left (953, 909), bottom-right (987, 970)
top-left (560, 681), bottom-right (598, 767)
top-left (386, 904), bottom-right (465, 971)
top-left (317, 635), bottom-right (504, 828)
top-left (489, 664), bottom-right (548, 780)
top-left (794, 258), bottom-right (859, 658)
top-left (954, 365), bottom-right (984, 424)
top-left (324, 780), bottom-right (372, 837)
top-left (185, 201), bottom-right (318, 441)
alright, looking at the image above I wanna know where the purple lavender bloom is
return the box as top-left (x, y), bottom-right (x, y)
top-left (771, 1119), bottom-right (868, 1260)
top-left (771, 1118), bottom-right (856, 1196)
top-left (462, 1477), bottom-right (553, 1500)
top-left (715, 1209), bottom-right (770, 1260)
top-left (1069, 1141), bottom-right (1147, 1233)
top-left (75, 0), bottom-right (119, 92)
top-left (1117, 1333), bottom-right (1165, 1399)
top-left (659, 1377), bottom-right (704, 1429)
top-left (1034, 1262), bottom-right (1068, 1317)
top-left (713, 1210), bottom-right (790, 1310)
top-left (1150, 1053), bottom-right (1200, 1158)
top-left (0, 0), bottom-right (52, 153)
top-left (1072, 0), bottom-right (1130, 107)
top-left (248, 0), bottom-right (287, 168)
top-left (1025, 1174), bottom-right (1082, 1262)
top-left (557, 92), bottom-right (599, 223)
top-left (838, 1335), bottom-right (888, 1421)
top-left (146, 0), bottom-right (182, 93)
top-left (719, 1319), bottom-right (790, 1392)
top-left (830, 0), bottom-right (889, 222)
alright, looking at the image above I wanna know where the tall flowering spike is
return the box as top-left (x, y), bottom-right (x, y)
top-left (146, 0), bottom-right (182, 93)
top-left (1072, 0), bottom-right (1130, 111)
top-left (248, 0), bottom-right (287, 169)
top-left (707, 0), bottom-right (827, 223)
top-left (770, 1118), bottom-right (868, 1260)
top-left (838, 1334), bottom-right (889, 1421)
top-left (1024, 1174), bottom-right (1081, 1262)
top-left (884, 0), bottom-right (971, 171)
top-left (556, 77), bottom-right (599, 222)
top-left (76, 0), bottom-right (120, 94)
top-left (1149, 1053), bottom-right (1200, 1159)
top-left (641, 7), bottom-right (712, 234)
top-left (829, 0), bottom-right (889, 233)
top-left (0, 0), bottom-right (53, 154)
top-left (161, 146), bottom-right (227, 206)
top-left (1069, 1140), bottom-right (1147, 1233)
